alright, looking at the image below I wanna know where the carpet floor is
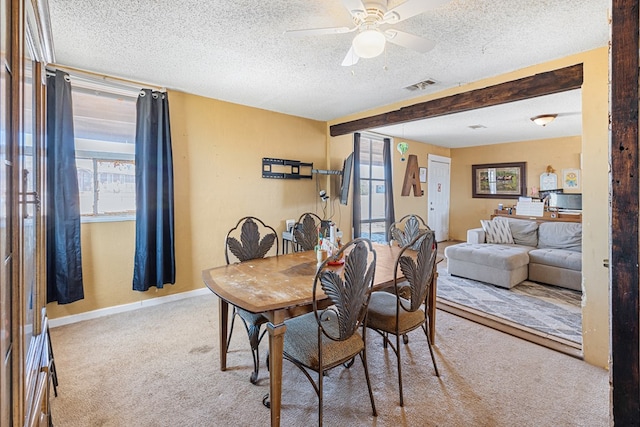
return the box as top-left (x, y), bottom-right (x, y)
top-left (436, 270), bottom-right (582, 344)
top-left (48, 292), bottom-right (608, 427)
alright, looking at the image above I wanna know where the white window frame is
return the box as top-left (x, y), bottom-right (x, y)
top-left (67, 76), bottom-right (139, 223)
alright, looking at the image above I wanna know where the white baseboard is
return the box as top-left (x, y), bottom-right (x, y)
top-left (49, 288), bottom-right (211, 328)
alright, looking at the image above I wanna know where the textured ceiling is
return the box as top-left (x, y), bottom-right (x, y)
top-left (46, 0), bottom-right (609, 147)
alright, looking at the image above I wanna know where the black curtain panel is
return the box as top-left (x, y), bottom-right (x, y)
top-left (352, 133), bottom-right (362, 238)
top-left (383, 137), bottom-right (395, 231)
top-left (133, 90), bottom-right (176, 291)
top-left (46, 70), bottom-right (84, 304)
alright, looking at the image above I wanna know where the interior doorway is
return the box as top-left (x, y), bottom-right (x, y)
top-left (427, 154), bottom-right (451, 242)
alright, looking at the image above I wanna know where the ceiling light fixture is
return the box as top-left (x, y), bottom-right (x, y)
top-left (352, 29), bottom-right (386, 58)
top-left (531, 114), bottom-right (558, 127)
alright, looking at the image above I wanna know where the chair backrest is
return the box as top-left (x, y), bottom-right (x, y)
top-left (389, 214), bottom-right (430, 250)
top-left (312, 238), bottom-right (376, 341)
top-left (292, 212), bottom-right (323, 252)
top-left (394, 230), bottom-right (437, 312)
top-left (225, 216), bottom-right (279, 264)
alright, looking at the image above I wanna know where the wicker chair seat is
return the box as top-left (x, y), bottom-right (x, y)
top-left (366, 291), bottom-right (425, 334)
top-left (284, 311), bottom-right (364, 371)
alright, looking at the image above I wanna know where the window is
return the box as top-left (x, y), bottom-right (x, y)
top-left (356, 134), bottom-right (388, 243)
top-left (71, 81), bottom-right (137, 220)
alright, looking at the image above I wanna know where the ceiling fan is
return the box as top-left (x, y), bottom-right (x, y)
top-left (285, 0), bottom-right (450, 66)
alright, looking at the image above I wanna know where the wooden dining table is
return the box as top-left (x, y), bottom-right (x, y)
top-left (202, 243), bottom-right (438, 427)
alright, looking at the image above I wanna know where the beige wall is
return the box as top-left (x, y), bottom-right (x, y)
top-left (329, 47), bottom-right (610, 368)
top-left (579, 47), bottom-right (610, 369)
top-left (48, 92), bottom-right (327, 318)
top-left (449, 136), bottom-right (582, 241)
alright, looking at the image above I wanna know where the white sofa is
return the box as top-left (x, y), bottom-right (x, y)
top-left (444, 217), bottom-right (582, 291)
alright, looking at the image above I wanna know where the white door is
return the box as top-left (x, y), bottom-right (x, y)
top-left (427, 154), bottom-right (451, 241)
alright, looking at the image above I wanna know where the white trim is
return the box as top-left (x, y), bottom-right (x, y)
top-left (49, 288), bottom-right (211, 328)
top-left (81, 215), bottom-right (135, 224)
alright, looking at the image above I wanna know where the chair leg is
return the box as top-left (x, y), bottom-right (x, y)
top-left (318, 366), bottom-right (323, 427)
top-left (396, 333), bottom-right (404, 407)
top-left (425, 326), bottom-right (440, 377)
top-left (245, 322), bottom-right (263, 384)
top-left (230, 308), bottom-right (265, 385)
top-left (359, 351), bottom-right (378, 417)
top-left (226, 306), bottom-right (238, 352)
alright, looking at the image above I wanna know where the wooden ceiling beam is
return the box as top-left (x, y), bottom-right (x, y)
top-left (330, 63), bottom-right (584, 137)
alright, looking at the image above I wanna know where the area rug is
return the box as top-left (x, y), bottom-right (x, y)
top-left (436, 270), bottom-right (582, 345)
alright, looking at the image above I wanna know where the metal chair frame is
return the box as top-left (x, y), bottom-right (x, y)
top-left (224, 216), bottom-right (279, 384)
top-left (292, 212), bottom-right (327, 252)
top-left (367, 231), bottom-right (440, 406)
top-left (388, 214), bottom-right (429, 249)
top-left (283, 238), bottom-right (378, 426)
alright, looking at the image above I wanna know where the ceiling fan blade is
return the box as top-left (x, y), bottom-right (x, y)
top-left (384, 0), bottom-right (451, 23)
top-left (284, 26), bottom-right (354, 37)
top-left (341, 0), bottom-right (366, 18)
top-left (385, 29), bottom-right (436, 53)
top-left (341, 45), bottom-right (360, 66)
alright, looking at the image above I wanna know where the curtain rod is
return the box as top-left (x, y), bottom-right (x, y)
top-left (46, 63), bottom-right (166, 92)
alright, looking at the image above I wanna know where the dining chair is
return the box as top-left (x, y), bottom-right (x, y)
top-left (282, 238), bottom-right (377, 426)
top-left (225, 216), bottom-right (279, 384)
top-left (388, 213), bottom-right (429, 250)
top-left (388, 214), bottom-right (430, 303)
top-left (366, 230), bottom-right (440, 407)
top-left (292, 212), bottom-right (326, 252)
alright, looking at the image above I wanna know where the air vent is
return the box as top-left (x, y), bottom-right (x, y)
top-left (468, 124), bottom-right (487, 130)
top-left (404, 78), bottom-right (437, 91)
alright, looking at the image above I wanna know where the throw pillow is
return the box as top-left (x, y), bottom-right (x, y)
top-left (506, 218), bottom-right (539, 247)
top-left (480, 218), bottom-right (514, 244)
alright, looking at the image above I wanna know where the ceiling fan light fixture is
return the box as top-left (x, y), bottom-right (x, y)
top-left (531, 114), bottom-right (557, 127)
top-left (352, 29), bottom-right (386, 58)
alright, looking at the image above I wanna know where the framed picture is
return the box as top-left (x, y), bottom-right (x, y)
top-left (419, 167), bottom-right (427, 183)
top-left (472, 162), bottom-right (527, 199)
top-left (539, 172), bottom-right (558, 191)
top-left (562, 168), bottom-right (581, 190)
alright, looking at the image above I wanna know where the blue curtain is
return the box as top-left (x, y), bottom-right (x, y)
top-left (46, 70), bottom-right (84, 304)
top-left (352, 133), bottom-right (362, 237)
top-left (133, 90), bottom-right (176, 291)
top-left (383, 137), bottom-right (396, 231)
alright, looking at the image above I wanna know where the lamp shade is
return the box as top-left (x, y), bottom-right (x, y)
top-left (352, 29), bottom-right (386, 58)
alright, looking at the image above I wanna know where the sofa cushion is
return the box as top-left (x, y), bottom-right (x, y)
top-left (481, 218), bottom-right (514, 244)
top-left (528, 248), bottom-right (582, 271)
top-left (538, 222), bottom-right (582, 252)
top-left (505, 218), bottom-right (539, 247)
